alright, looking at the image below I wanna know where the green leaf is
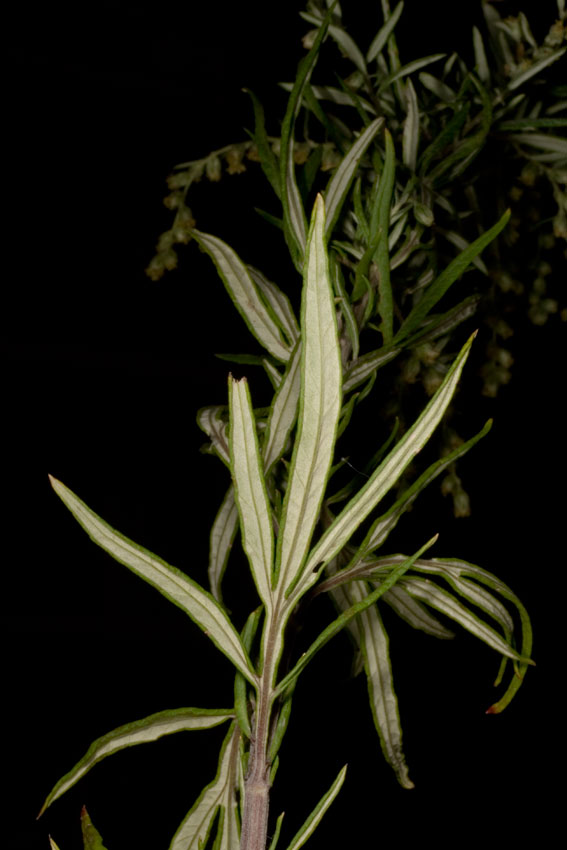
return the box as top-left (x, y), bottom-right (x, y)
top-left (39, 708), bottom-right (234, 815)
top-left (284, 765), bottom-right (347, 850)
top-left (385, 585), bottom-right (455, 639)
top-left (279, 6), bottom-right (334, 265)
top-left (234, 607), bottom-right (263, 739)
top-left (49, 476), bottom-right (257, 686)
top-left (208, 485), bottom-right (239, 603)
top-left (324, 117), bottom-right (384, 239)
top-left (371, 127), bottom-right (396, 344)
top-left (191, 229), bottom-right (291, 362)
top-left (402, 78), bottom-right (419, 171)
top-left (366, 1), bottom-right (404, 62)
top-left (394, 212), bottom-right (510, 344)
top-left (229, 376), bottom-right (274, 609)
top-left (197, 406), bottom-right (231, 467)
top-left (472, 26), bottom-right (490, 84)
top-left (342, 347), bottom-right (399, 393)
top-left (169, 723), bottom-right (241, 850)
top-left (81, 808), bottom-right (109, 850)
top-left (268, 812), bottom-right (286, 850)
top-left (248, 266), bottom-right (300, 349)
top-left (507, 47), bottom-right (567, 91)
top-left (379, 53), bottom-right (445, 90)
top-left (275, 195), bottom-right (342, 596)
top-left (358, 419), bottom-right (492, 556)
top-left (399, 577), bottom-right (531, 664)
top-left (292, 334), bottom-right (476, 602)
top-left (244, 88), bottom-right (281, 198)
top-left (357, 594), bottom-right (414, 788)
top-left (262, 342), bottom-right (302, 475)
top-left (277, 537), bottom-right (437, 697)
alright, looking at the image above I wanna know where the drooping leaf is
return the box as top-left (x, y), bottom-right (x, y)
top-left (49, 477), bottom-right (257, 686)
top-left (39, 708), bottom-right (234, 815)
top-left (169, 723), bottom-right (241, 850)
top-left (283, 765), bottom-right (347, 850)
top-left (275, 195), bottom-right (342, 597)
top-left (398, 577), bottom-right (531, 664)
top-left (384, 584), bottom-right (455, 639)
top-left (229, 376), bottom-right (274, 609)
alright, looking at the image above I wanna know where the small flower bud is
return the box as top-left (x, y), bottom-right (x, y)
top-left (206, 155), bottom-right (222, 182)
top-left (225, 149), bottom-right (246, 174)
top-left (145, 255), bottom-right (165, 281)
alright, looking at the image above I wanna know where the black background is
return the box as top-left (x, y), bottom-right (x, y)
top-left (5, 2), bottom-right (563, 848)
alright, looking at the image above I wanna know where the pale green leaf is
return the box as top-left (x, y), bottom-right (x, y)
top-left (324, 117), bottom-right (384, 239)
top-left (197, 406), bottom-right (230, 467)
top-left (507, 47), bottom-right (567, 91)
top-left (39, 708), bottom-right (234, 815)
top-left (293, 334), bottom-right (475, 601)
top-left (263, 342), bottom-right (302, 475)
top-left (418, 72), bottom-right (457, 103)
top-left (208, 485), bottom-right (239, 603)
top-left (399, 577), bottom-right (529, 664)
top-left (509, 133), bottom-right (567, 156)
top-left (284, 765), bottom-right (347, 850)
top-left (385, 584), bottom-right (455, 639)
top-left (342, 577), bottom-right (414, 787)
top-left (472, 26), bottom-right (490, 84)
top-left (49, 839), bottom-right (62, 850)
top-left (49, 477), bottom-right (257, 686)
top-left (367, 1), bottom-right (404, 62)
top-left (191, 229), bottom-right (291, 362)
top-left (439, 229), bottom-right (489, 274)
top-left (169, 723), bottom-right (240, 850)
top-left (276, 195), bottom-right (342, 595)
top-left (248, 266), bottom-right (300, 348)
top-left (229, 376), bottom-right (274, 608)
top-left (379, 54), bottom-right (445, 90)
top-left (402, 78), bottom-right (419, 171)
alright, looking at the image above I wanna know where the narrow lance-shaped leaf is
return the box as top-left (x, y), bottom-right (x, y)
top-left (262, 342), bottom-right (302, 474)
top-left (394, 212), bottom-right (510, 344)
top-left (229, 376), bottom-right (274, 609)
top-left (243, 88), bottom-right (281, 199)
top-left (371, 127), bottom-right (396, 344)
top-left (277, 536), bottom-right (437, 696)
top-left (291, 333), bottom-right (475, 603)
top-left (208, 484), bottom-right (239, 603)
top-left (39, 708), bottom-right (234, 815)
top-left (169, 723), bottom-right (241, 850)
top-left (284, 765), bottom-right (347, 850)
top-left (49, 476), bottom-right (257, 686)
top-left (358, 593), bottom-right (414, 788)
top-left (248, 266), bottom-right (300, 348)
top-left (191, 229), bottom-right (291, 362)
top-left (399, 577), bottom-right (532, 664)
top-left (358, 419), bottom-right (492, 557)
top-left (279, 6), bottom-right (334, 264)
top-left (275, 194), bottom-right (342, 596)
top-left (324, 117), bottom-right (384, 239)
top-left (366, 1), bottom-right (404, 62)
top-left (402, 78), bottom-right (419, 171)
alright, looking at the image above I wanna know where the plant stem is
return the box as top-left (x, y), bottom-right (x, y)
top-left (240, 617), bottom-right (279, 850)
